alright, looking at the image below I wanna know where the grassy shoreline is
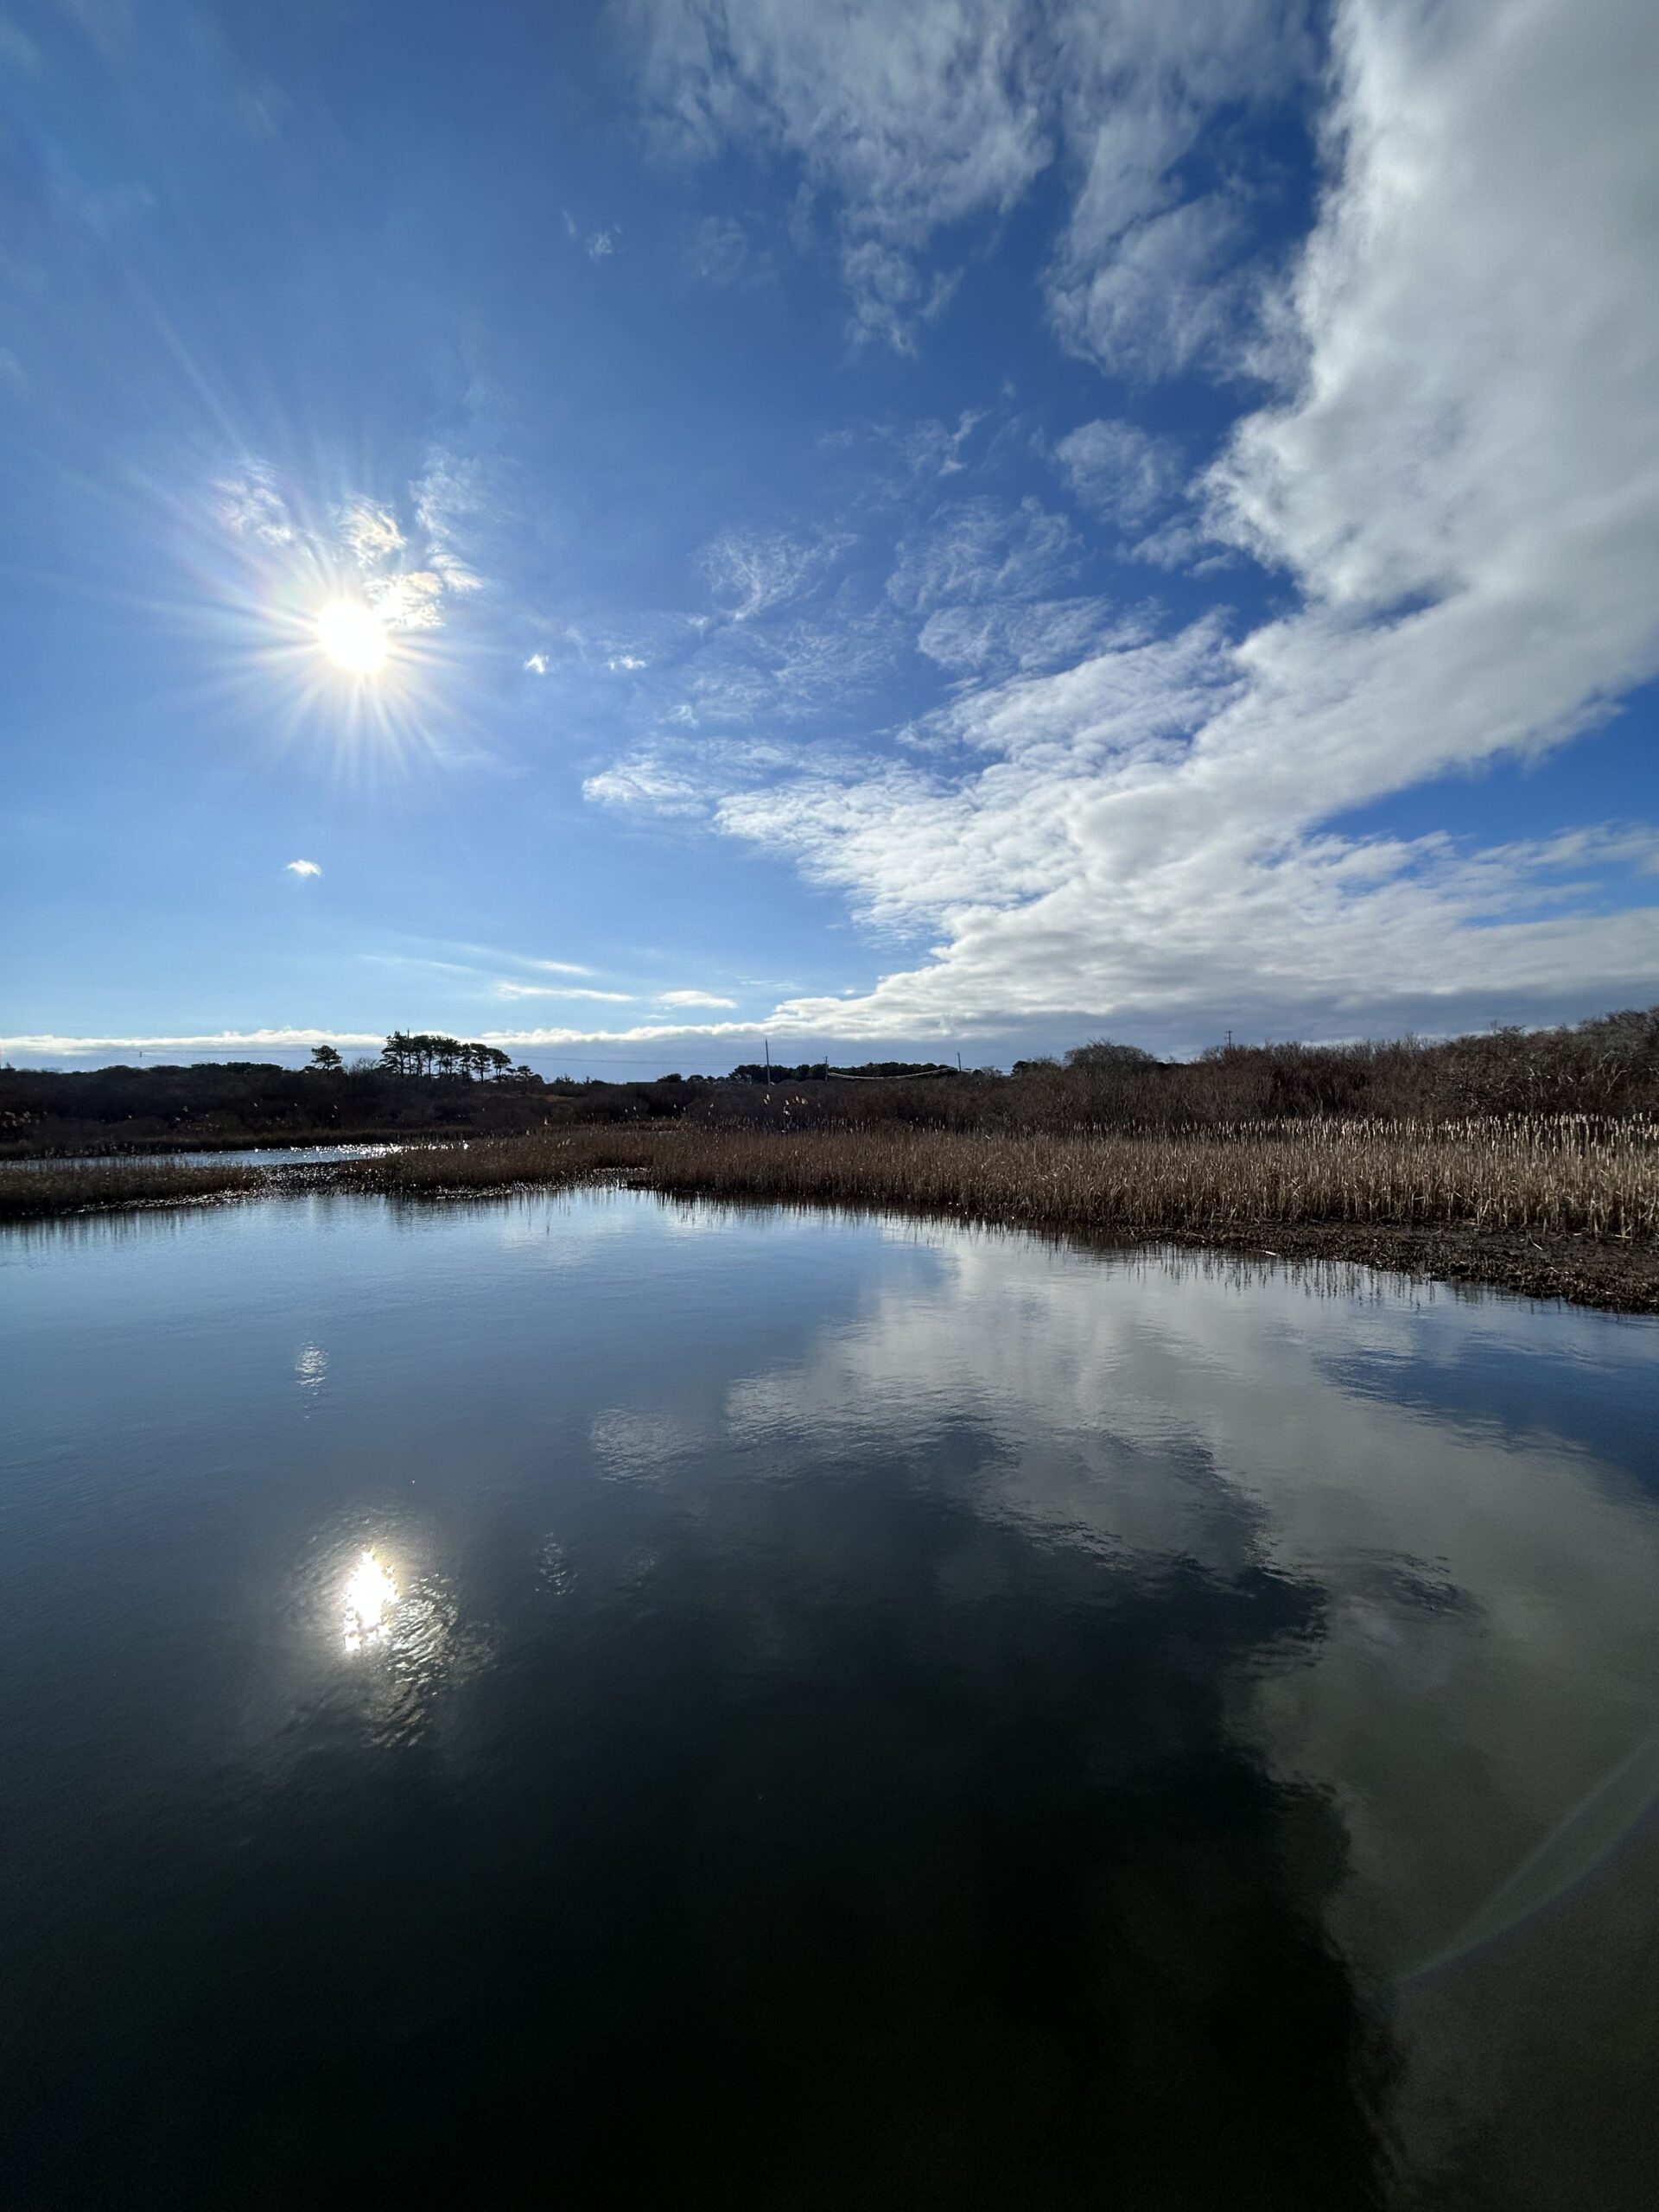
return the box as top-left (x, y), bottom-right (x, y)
top-left (5, 1118), bottom-right (1657, 1313)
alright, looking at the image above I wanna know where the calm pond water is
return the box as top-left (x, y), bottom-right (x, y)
top-left (3, 1191), bottom-right (1656, 2209)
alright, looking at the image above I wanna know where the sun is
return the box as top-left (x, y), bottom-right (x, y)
top-left (317, 598), bottom-right (388, 675)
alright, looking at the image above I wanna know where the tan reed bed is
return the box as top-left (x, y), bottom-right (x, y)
top-left (7, 1117), bottom-right (1656, 1285)
top-left (0, 1156), bottom-right (270, 1221)
top-left (538, 1116), bottom-right (1659, 1244)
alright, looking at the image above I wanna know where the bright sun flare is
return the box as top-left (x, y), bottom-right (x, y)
top-left (317, 598), bottom-right (388, 675)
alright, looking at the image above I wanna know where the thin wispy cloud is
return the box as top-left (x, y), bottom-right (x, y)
top-left (682, 212), bottom-right (773, 289)
top-left (885, 498), bottom-right (1079, 614)
top-left (338, 499), bottom-right (404, 564)
top-left (285, 858), bottom-right (322, 877)
top-left (626, 0), bottom-right (1306, 362)
top-left (658, 988), bottom-right (737, 1007)
top-left (218, 463), bottom-right (484, 642)
top-left (493, 983), bottom-right (637, 1002)
top-left (410, 447), bottom-right (490, 598)
top-left (698, 529), bottom-right (854, 623)
top-left (218, 462), bottom-right (294, 546)
top-left (1052, 420), bottom-right (1183, 531)
top-left (370, 942), bottom-right (594, 980)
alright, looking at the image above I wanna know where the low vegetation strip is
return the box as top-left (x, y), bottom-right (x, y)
top-left (0, 1157), bottom-right (270, 1219)
top-left (579, 1116), bottom-right (1659, 1243)
top-left (6, 1117), bottom-right (1655, 1308)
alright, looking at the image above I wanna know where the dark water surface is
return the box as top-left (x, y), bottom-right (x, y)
top-left (3, 1192), bottom-right (1656, 2208)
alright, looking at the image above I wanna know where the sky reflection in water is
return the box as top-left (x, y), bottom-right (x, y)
top-left (2, 1192), bottom-right (1656, 2207)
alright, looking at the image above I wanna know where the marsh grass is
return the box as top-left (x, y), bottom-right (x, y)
top-left (0, 1158), bottom-right (270, 1221)
top-left (6, 1116), bottom-right (1655, 1245)
top-left (354, 1116), bottom-right (1659, 1243)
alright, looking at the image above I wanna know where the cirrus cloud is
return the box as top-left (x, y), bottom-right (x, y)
top-left (622, 0), bottom-right (1308, 363)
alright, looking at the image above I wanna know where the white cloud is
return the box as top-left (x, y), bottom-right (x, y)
top-left (583, 754), bottom-right (713, 818)
top-left (284, 859), bottom-right (322, 878)
top-left (715, 618), bottom-right (1237, 930)
top-left (588, 226), bottom-right (620, 259)
top-left (1047, 185), bottom-right (1249, 382)
top-left (830, 408), bottom-right (990, 487)
top-left (622, 0), bottom-right (1306, 365)
top-left (620, 535), bottom-right (908, 730)
top-left (698, 527), bottom-right (852, 621)
top-left (337, 493), bottom-right (467, 632)
top-left (625, 0), bottom-right (1052, 347)
top-left (1124, 516), bottom-right (1217, 574)
top-left (597, 0), bottom-right (1659, 1041)
top-left (219, 463), bottom-right (294, 546)
top-left (338, 499), bottom-right (404, 564)
top-left (917, 598), bottom-right (1135, 681)
top-left (411, 448), bottom-right (491, 595)
top-left (215, 459), bottom-right (486, 644)
top-left (475, 1021), bottom-right (759, 1047)
top-left (365, 569), bottom-right (446, 632)
top-left (1053, 419), bottom-right (1183, 530)
top-left (887, 497), bottom-right (1078, 614)
top-left (524, 652), bottom-right (550, 674)
top-left (7, 1024), bottom-right (760, 1065)
top-left (9, 1029), bottom-right (382, 1058)
top-left (1042, 2), bottom-right (1310, 378)
top-left (658, 988), bottom-right (737, 1007)
top-left (674, 601), bottom-right (903, 727)
top-left (593, 721), bottom-right (884, 818)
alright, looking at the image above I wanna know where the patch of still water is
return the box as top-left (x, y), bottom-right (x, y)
top-left (2, 1189), bottom-right (1656, 2206)
top-left (0, 1139), bottom-right (438, 1171)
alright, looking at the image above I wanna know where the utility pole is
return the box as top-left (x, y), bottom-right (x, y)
top-left (763, 1038), bottom-right (770, 1078)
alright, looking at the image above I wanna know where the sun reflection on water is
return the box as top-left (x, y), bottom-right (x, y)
top-left (342, 1548), bottom-right (398, 1651)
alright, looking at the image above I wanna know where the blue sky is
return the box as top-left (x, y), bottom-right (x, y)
top-left (3, 0), bottom-right (1656, 1072)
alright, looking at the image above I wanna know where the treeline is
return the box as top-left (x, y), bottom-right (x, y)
top-left (631, 1008), bottom-right (1659, 1135)
top-left (3, 1007), bottom-right (1655, 1156)
top-left (0, 1053), bottom-right (549, 1155)
top-left (370, 1033), bottom-right (533, 1081)
top-left (726, 1060), bottom-right (958, 1084)
top-left (984, 1010), bottom-right (1659, 1129)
